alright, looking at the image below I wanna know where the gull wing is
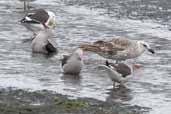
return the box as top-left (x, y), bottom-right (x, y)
top-left (61, 55), bottom-right (70, 67)
top-left (26, 9), bottom-right (49, 24)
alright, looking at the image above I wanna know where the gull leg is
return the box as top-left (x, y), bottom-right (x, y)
top-left (133, 58), bottom-right (141, 70)
top-left (27, 2), bottom-right (30, 10)
top-left (24, 1), bottom-right (26, 12)
top-left (113, 82), bottom-right (116, 88)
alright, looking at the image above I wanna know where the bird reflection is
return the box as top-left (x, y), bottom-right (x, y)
top-left (106, 86), bottom-right (132, 102)
top-left (61, 74), bottom-right (81, 87)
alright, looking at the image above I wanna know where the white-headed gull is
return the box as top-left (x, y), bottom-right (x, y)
top-left (80, 37), bottom-right (155, 63)
top-left (31, 29), bottom-right (57, 55)
top-left (61, 48), bottom-right (84, 75)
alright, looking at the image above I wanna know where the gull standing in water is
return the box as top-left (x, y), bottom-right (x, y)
top-left (80, 37), bottom-right (155, 63)
top-left (98, 60), bottom-right (132, 88)
top-left (20, 9), bottom-right (56, 37)
top-left (31, 29), bottom-right (57, 55)
top-left (61, 48), bottom-right (84, 75)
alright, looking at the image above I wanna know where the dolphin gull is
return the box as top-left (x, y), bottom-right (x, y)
top-left (20, 9), bottom-right (56, 36)
top-left (80, 37), bottom-right (155, 63)
top-left (61, 48), bottom-right (84, 75)
top-left (98, 60), bottom-right (132, 88)
top-left (31, 29), bottom-right (57, 55)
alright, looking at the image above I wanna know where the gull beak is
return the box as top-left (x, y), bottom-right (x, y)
top-left (148, 48), bottom-right (155, 54)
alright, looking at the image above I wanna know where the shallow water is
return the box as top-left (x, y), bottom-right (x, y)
top-left (0, 0), bottom-right (171, 114)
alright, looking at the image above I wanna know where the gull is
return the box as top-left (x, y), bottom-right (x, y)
top-left (20, 9), bottom-right (56, 37)
top-left (98, 60), bottom-right (132, 88)
top-left (31, 29), bottom-right (57, 55)
top-left (61, 48), bottom-right (84, 75)
top-left (80, 37), bottom-right (155, 63)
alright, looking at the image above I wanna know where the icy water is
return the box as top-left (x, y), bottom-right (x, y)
top-left (0, 0), bottom-right (171, 114)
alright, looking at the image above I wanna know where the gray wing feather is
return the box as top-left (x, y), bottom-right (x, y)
top-left (62, 55), bottom-right (70, 67)
top-left (27, 9), bottom-right (49, 23)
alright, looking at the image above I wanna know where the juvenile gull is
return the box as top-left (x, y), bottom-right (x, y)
top-left (98, 60), bottom-right (132, 88)
top-left (31, 29), bottom-right (57, 54)
top-left (20, 9), bottom-right (56, 36)
top-left (80, 37), bottom-right (155, 63)
top-left (62, 48), bottom-right (84, 75)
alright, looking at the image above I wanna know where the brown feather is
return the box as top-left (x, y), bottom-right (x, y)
top-left (110, 37), bottom-right (132, 49)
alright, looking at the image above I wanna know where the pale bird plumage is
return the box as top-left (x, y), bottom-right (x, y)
top-left (62, 48), bottom-right (84, 75)
top-left (31, 29), bottom-right (57, 54)
top-left (80, 37), bottom-right (155, 62)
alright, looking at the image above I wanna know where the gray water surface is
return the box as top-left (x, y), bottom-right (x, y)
top-left (0, 0), bottom-right (171, 114)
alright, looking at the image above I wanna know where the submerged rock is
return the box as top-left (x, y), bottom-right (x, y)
top-left (0, 88), bottom-right (150, 114)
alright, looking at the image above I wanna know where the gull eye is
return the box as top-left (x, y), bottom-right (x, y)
top-left (143, 44), bottom-right (147, 47)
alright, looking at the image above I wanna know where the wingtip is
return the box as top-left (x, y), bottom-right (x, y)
top-left (105, 60), bottom-right (110, 67)
top-left (19, 18), bottom-right (25, 23)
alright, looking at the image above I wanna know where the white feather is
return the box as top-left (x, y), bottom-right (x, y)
top-left (98, 65), bottom-right (131, 84)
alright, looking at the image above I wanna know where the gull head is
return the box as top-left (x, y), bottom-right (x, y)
top-left (138, 41), bottom-right (155, 54)
top-left (74, 48), bottom-right (84, 60)
top-left (46, 11), bottom-right (57, 29)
